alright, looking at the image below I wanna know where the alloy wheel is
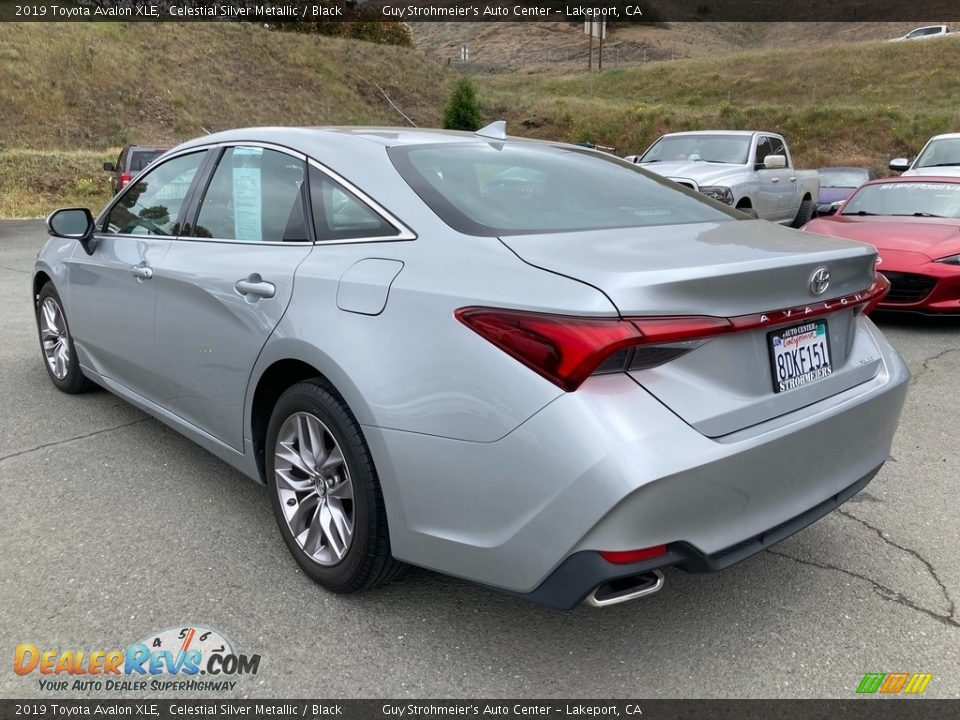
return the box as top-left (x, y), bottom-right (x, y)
top-left (274, 412), bottom-right (355, 566)
top-left (40, 297), bottom-right (70, 380)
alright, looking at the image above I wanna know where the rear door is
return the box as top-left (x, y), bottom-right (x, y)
top-left (67, 150), bottom-right (208, 400)
top-left (151, 144), bottom-right (313, 451)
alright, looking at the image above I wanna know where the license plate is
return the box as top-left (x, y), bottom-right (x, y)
top-left (768, 320), bottom-right (832, 393)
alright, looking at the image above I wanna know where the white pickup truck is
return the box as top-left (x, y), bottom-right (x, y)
top-left (626, 130), bottom-right (820, 227)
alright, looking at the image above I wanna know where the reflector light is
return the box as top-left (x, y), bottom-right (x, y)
top-left (599, 545), bottom-right (669, 565)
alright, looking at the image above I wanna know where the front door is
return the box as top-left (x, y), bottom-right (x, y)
top-left (66, 151), bottom-right (207, 399)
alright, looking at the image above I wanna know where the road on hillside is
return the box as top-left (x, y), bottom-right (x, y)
top-left (1, 219), bottom-right (958, 699)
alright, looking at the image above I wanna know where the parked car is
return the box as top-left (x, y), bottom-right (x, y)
top-left (816, 167), bottom-right (877, 215)
top-left (103, 145), bottom-right (169, 193)
top-left (889, 25), bottom-right (950, 41)
top-left (803, 176), bottom-right (960, 313)
top-left (890, 133), bottom-right (960, 176)
top-left (35, 125), bottom-right (907, 609)
top-left (628, 131), bottom-right (820, 227)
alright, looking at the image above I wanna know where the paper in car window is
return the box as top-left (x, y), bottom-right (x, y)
top-left (232, 147), bottom-right (263, 242)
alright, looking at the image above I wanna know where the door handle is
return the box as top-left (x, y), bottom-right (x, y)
top-left (234, 276), bottom-right (275, 299)
top-left (130, 265), bottom-right (153, 280)
top-left (771, 178), bottom-right (780, 183)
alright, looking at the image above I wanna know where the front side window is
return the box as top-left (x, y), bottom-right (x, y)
top-left (390, 142), bottom-right (738, 237)
top-left (766, 136), bottom-right (788, 164)
top-left (104, 151), bottom-right (205, 236)
top-left (193, 147), bottom-right (307, 242)
top-left (754, 137), bottom-right (772, 166)
top-left (309, 165), bottom-right (399, 241)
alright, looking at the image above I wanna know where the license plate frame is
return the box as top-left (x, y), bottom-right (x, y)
top-left (768, 319), bottom-right (833, 394)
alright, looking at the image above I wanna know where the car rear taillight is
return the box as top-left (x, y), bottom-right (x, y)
top-left (458, 278), bottom-right (890, 392)
top-left (455, 308), bottom-right (731, 392)
top-left (118, 172), bottom-right (132, 189)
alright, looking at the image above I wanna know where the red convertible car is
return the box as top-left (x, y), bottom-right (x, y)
top-left (803, 176), bottom-right (960, 313)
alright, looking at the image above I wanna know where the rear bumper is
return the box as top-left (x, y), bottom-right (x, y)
top-left (365, 319), bottom-right (909, 603)
top-left (514, 464), bottom-right (881, 609)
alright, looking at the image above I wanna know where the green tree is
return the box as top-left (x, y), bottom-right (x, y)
top-left (443, 78), bottom-right (483, 132)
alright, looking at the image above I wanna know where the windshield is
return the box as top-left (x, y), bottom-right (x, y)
top-left (389, 142), bottom-right (739, 236)
top-left (819, 169), bottom-right (868, 188)
top-left (914, 138), bottom-right (960, 168)
top-left (638, 135), bottom-right (751, 165)
top-left (841, 182), bottom-right (960, 218)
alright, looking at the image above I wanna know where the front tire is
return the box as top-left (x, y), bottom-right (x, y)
top-left (36, 283), bottom-right (93, 394)
top-left (265, 379), bottom-right (407, 593)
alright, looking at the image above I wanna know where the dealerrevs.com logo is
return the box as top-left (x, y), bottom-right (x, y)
top-left (14, 626), bottom-right (261, 692)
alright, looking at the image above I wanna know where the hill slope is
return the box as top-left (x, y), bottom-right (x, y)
top-left (0, 22), bottom-right (453, 149)
top-left (481, 33), bottom-right (960, 169)
top-left (0, 21), bottom-right (454, 216)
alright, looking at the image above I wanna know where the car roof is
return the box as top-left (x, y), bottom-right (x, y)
top-left (176, 126), bottom-right (528, 151)
top-left (925, 133), bottom-right (960, 141)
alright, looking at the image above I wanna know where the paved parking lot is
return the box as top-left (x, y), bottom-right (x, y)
top-left (1, 219), bottom-right (958, 699)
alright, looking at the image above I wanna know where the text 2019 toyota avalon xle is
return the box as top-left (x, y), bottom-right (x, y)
top-left (33, 125), bottom-right (908, 608)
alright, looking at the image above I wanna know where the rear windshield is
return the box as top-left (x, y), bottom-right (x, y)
top-left (389, 142), bottom-right (738, 236)
top-left (130, 150), bottom-right (162, 172)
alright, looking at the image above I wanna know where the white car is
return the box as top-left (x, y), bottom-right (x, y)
top-left (890, 133), bottom-right (960, 177)
top-left (889, 25), bottom-right (950, 41)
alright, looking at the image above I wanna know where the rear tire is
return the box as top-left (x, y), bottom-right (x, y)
top-left (265, 379), bottom-right (407, 593)
top-left (791, 198), bottom-right (816, 228)
top-left (36, 283), bottom-right (94, 394)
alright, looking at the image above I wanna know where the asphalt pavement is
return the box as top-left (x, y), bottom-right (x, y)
top-left (0, 219), bottom-right (957, 699)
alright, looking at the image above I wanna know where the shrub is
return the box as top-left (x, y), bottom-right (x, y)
top-left (443, 78), bottom-right (483, 132)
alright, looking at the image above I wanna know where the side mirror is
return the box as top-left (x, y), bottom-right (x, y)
top-left (763, 154), bottom-right (787, 169)
top-left (889, 158), bottom-right (911, 172)
top-left (47, 208), bottom-right (97, 254)
top-left (103, 162), bottom-right (115, 172)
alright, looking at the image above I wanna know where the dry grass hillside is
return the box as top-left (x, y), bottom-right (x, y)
top-left (411, 21), bottom-right (936, 73)
top-left (2, 21), bottom-right (960, 217)
top-left (0, 22), bottom-right (455, 215)
top-left (481, 33), bottom-right (960, 170)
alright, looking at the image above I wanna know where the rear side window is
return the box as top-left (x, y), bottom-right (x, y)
top-left (389, 142), bottom-right (737, 236)
top-left (193, 147), bottom-right (308, 242)
top-left (104, 151), bottom-right (205, 236)
top-left (309, 165), bottom-right (398, 241)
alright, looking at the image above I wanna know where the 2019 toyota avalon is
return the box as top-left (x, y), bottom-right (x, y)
top-left (34, 124), bottom-right (909, 608)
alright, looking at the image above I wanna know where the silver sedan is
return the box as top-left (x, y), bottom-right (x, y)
top-left (33, 125), bottom-right (908, 608)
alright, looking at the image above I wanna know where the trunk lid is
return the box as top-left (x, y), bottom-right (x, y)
top-left (500, 219), bottom-right (882, 437)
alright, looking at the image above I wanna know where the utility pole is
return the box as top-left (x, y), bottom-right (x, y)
top-left (598, 22), bottom-right (604, 71)
top-left (588, 28), bottom-right (593, 71)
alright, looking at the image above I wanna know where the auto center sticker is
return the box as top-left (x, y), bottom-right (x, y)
top-left (13, 626), bottom-right (261, 693)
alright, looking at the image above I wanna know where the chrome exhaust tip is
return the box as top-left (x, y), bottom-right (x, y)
top-left (584, 570), bottom-right (664, 608)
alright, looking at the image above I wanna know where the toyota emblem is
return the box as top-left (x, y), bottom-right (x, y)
top-left (809, 267), bottom-right (830, 296)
